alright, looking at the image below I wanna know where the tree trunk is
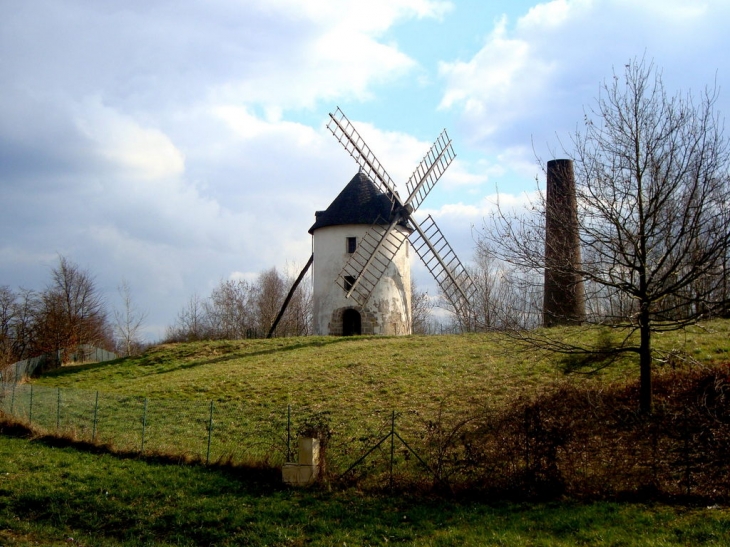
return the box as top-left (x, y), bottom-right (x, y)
top-left (639, 304), bottom-right (652, 414)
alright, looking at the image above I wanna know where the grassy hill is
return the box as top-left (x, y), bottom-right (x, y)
top-left (35, 320), bottom-right (730, 413)
top-left (2, 321), bottom-right (730, 545)
top-left (11, 320), bottom-right (725, 492)
top-left (3, 433), bottom-right (730, 546)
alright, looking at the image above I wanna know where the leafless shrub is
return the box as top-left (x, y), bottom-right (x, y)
top-left (418, 363), bottom-right (730, 500)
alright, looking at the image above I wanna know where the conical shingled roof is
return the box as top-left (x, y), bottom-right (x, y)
top-left (309, 172), bottom-right (405, 234)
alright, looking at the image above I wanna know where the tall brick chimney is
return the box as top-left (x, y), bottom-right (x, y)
top-left (543, 159), bottom-right (585, 327)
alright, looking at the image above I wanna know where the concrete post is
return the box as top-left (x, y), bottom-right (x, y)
top-left (282, 437), bottom-right (320, 486)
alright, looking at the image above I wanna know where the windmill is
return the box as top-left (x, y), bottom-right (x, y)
top-left (267, 108), bottom-right (474, 337)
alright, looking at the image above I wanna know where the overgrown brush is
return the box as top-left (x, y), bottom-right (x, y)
top-left (418, 362), bottom-right (730, 501)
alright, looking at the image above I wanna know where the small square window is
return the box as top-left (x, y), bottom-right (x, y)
top-left (346, 237), bottom-right (357, 254)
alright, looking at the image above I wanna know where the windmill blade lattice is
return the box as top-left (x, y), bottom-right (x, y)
top-left (404, 129), bottom-right (455, 211)
top-left (410, 214), bottom-right (476, 318)
top-left (337, 220), bottom-right (410, 307)
top-left (327, 108), bottom-right (399, 206)
top-left (328, 107), bottom-right (474, 316)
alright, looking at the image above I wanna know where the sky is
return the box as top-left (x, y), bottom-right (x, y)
top-left (2, 0), bottom-right (729, 341)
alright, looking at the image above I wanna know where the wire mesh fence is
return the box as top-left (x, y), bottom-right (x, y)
top-left (0, 383), bottom-right (294, 466)
top-left (0, 382), bottom-right (472, 490)
top-left (2, 370), bottom-right (729, 498)
top-left (0, 354), bottom-right (58, 384)
top-left (0, 346), bottom-right (118, 384)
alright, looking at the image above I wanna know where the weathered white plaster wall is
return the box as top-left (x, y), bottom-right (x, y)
top-left (312, 224), bottom-right (411, 335)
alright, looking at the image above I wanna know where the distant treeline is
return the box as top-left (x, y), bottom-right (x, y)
top-left (0, 256), bottom-right (117, 370)
top-left (163, 267), bottom-right (312, 342)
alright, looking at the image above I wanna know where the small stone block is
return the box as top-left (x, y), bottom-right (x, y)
top-left (298, 438), bottom-right (320, 466)
top-left (298, 464), bottom-right (318, 483)
top-left (282, 463), bottom-right (318, 486)
top-left (282, 463), bottom-right (300, 485)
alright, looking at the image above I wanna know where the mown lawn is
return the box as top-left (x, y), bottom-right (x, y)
top-left (34, 321), bottom-right (730, 414)
top-left (1, 434), bottom-right (729, 547)
top-left (3, 322), bottom-right (729, 544)
top-left (4, 320), bottom-right (724, 480)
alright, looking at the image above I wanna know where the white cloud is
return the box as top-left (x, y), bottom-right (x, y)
top-left (439, 159), bottom-right (488, 188)
top-left (517, 0), bottom-right (584, 30)
top-left (73, 98), bottom-right (185, 181)
top-left (212, 106), bottom-right (321, 146)
top-left (207, 0), bottom-right (452, 109)
top-left (438, 15), bottom-right (556, 142)
top-left (264, 0), bottom-right (453, 34)
top-left (437, 0), bottom-right (730, 202)
top-left (422, 189), bottom-right (539, 222)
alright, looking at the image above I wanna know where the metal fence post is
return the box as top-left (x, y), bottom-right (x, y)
top-left (92, 391), bottom-right (99, 442)
top-left (206, 401), bottom-right (214, 465)
top-left (390, 410), bottom-right (396, 489)
top-left (287, 404), bottom-right (291, 463)
top-left (141, 398), bottom-right (148, 453)
top-left (29, 384), bottom-right (34, 426)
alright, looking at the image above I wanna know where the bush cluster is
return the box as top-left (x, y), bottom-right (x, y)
top-left (422, 363), bottom-right (730, 501)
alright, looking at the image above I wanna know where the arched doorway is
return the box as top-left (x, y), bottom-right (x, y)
top-left (342, 309), bottom-right (362, 336)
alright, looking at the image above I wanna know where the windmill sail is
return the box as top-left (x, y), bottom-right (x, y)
top-left (337, 220), bottom-right (409, 307)
top-left (404, 129), bottom-right (455, 211)
top-left (410, 215), bottom-right (475, 319)
top-left (327, 108), bottom-right (399, 207)
top-left (328, 107), bottom-right (474, 320)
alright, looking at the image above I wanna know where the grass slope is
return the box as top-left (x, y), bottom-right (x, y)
top-left (35, 321), bottom-right (730, 414)
top-left (3, 322), bottom-right (730, 544)
top-left (10, 320), bottom-right (725, 481)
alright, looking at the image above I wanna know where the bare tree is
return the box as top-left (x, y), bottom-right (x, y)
top-left (438, 240), bottom-right (542, 333)
top-left (255, 268), bottom-right (290, 337)
top-left (10, 288), bottom-right (37, 361)
top-left (206, 279), bottom-right (257, 339)
top-left (165, 293), bottom-right (210, 342)
top-left (114, 280), bottom-right (148, 356)
top-left (279, 263), bottom-right (313, 337)
top-left (470, 243), bottom-right (543, 331)
top-left (33, 256), bottom-right (112, 360)
top-left (410, 280), bottom-right (434, 334)
top-left (485, 59), bottom-right (730, 412)
top-left (161, 263), bottom-right (311, 341)
top-left (165, 267), bottom-right (312, 341)
top-left (0, 286), bottom-right (15, 365)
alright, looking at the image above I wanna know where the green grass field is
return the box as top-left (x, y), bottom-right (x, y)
top-left (25, 321), bottom-right (730, 448)
top-left (2, 320), bottom-right (730, 544)
top-left (33, 320), bottom-right (730, 409)
top-left (1, 434), bottom-right (729, 546)
top-left (2, 322), bottom-right (721, 471)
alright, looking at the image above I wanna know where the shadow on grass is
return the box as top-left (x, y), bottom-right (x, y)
top-left (37, 336), bottom-right (376, 380)
top-left (145, 335), bottom-right (381, 375)
top-left (0, 417), bottom-right (282, 490)
top-left (39, 358), bottom-right (128, 378)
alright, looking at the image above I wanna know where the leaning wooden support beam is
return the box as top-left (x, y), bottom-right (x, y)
top-left (267, 253), bottom-right (314, 339)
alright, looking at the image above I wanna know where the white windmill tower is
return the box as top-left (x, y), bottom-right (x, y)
top-left (267, 108), bottom-right (475, 337)
top-left (308, 170), bottom-right (414, 335)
